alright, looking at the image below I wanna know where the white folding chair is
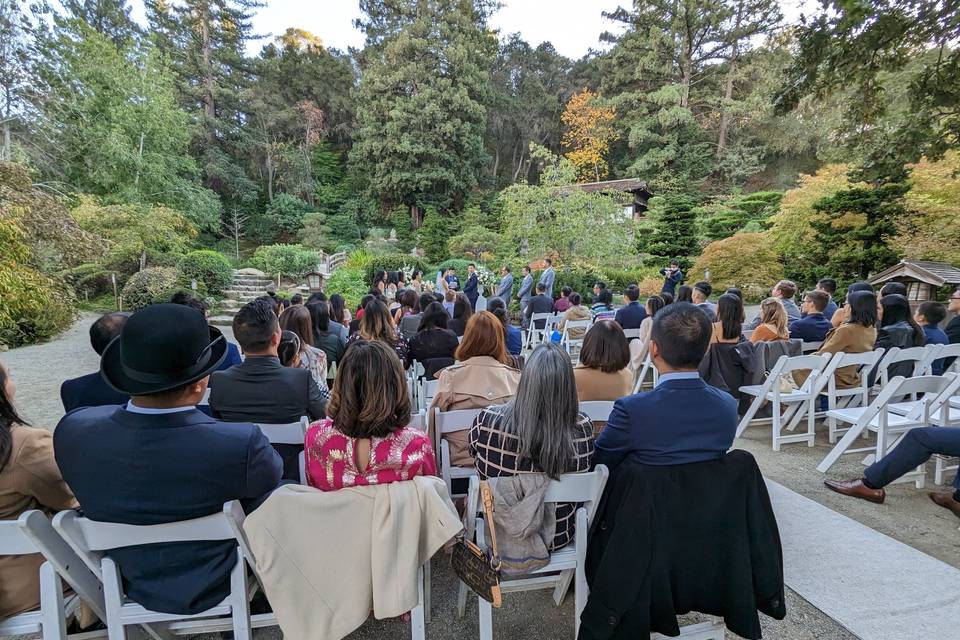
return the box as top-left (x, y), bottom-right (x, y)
top-left (803, 349), bottom-right (885, 443)
top-left (0, 511), bottom-right (107, 640)
top-left (460, 467), bottom-right (609, 640)
top-left (936, 343), bottom-right (960, 374)
top-left (433, 407), bottom-right (483, 498)
top-left (800, 340), bottom-right (824, 354)
top-left (254, 416), bottom-right (309, 445)
top-left (652, 621), bottom-right (726, 639)
top-left (874, 346), bottom-right (933, 389)
top-left (735, 353), bottom-right (832, 450)
top-left (560, 320), bottom-right (592, 361)
top-left (817, 375), bottom-right (959, 482)
top-left (632, 354), bottom-right (658, 394)
top-left (621, 328), bottom-right (641, 340)
top-left (579, 401), bottom-right (615, 422)
top-left (419, 378), bottom-right (441, 413)
top-left (53, 502), bottom-right (263, 640)
top-left (525, 313), bottom-right (554, 348)
top-left (542, 314), bottom-right (563, 345)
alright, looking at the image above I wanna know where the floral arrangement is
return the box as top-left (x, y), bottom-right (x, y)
top-left (476, 265), bottom-right (497, 294)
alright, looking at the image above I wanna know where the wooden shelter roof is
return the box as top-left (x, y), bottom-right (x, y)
top-left (869, 260), bottom-right (960, 287)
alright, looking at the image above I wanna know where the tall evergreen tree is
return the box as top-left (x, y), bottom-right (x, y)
top-left (0, 0), bottom-right (35, 161)
top-left (58, 0), bottom-right (140, 47)
top-left (350, 0), bottom-right (497, 228)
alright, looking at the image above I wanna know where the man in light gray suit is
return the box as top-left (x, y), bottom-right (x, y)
top-left (538, 258), bottom-right (555, 299)
top-left (495, 265), bottom-right (514, 302)
top-left (516, 265), bottom-right (534, 329)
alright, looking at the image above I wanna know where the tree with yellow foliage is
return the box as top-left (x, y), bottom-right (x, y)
top-left (560, 89), bottom-right (619, 182)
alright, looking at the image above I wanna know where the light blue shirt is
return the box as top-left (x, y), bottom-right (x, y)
top-left (654, 371), bottom-right (701, 388)
top-left (125, 402), bottom-right (195, 415)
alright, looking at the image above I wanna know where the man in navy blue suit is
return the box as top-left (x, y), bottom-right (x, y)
top-left (613, 285), bottom-right (647, 330)
top-left (594, 302), bottom-right (737, 473)
top-left (789, 290), bottom-right (833, 342)
top-left (464, 263), bottom-right (480, 309)
top-left (55, 304), bottom-right (282, 615)
top-left (60, 312), bottom-right (130, 412)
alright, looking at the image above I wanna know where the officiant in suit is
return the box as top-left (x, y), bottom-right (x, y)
top-left (495, 265), bottom-right (514, 303)
top-left (517, 265), bottom-right (534, 329)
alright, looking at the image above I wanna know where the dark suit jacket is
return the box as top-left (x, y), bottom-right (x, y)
top-left (54, 406), bottom-right (282, 615)
top-left (945, 316), bottom-right (960, 371)
top-left (209, 356), bottom-right (326, 480)
top-left (60, 372), bottom-right (129, 412)
top-left (524, 294), bottom-right (555, 328)
top-left (215, 342), bottom-right (243, 372)
top-left (594, 375), bottom-right (737, 474)
top-left (464, 273), bottom-right (479, 302)
top-left (789, 313), bottom-right (832, 342)
top-left (614, 302), bottom-right (647, 330)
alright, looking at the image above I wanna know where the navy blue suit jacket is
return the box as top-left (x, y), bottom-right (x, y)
top-left (54, 406), bottom-right (282, 615)
top-left (593, 376), bottom-right (737, 474)
top-left (60, 372), bottom-right (129, 412)
top-left (464, 273), bottom-right (479, 301)
top-left (789, 313), bottom-right (832, 342)
top-left (614, 302), bottom-right (648, 330)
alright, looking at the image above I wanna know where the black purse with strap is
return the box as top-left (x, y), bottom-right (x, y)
top-left (450, 480), bottom-right (502, 607)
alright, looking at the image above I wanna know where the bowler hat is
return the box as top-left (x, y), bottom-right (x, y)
top-left (100, 303), bottom-right (227, 395)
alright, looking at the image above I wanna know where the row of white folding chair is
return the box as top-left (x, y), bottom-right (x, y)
top-left (800, 340), bottom-right (824, 354)
top-left (433, 407), bottom-right (484, 498)
top-left (255, 416), bottom-right (309, 445)
top-left (419, 378), bottom-right (441, 413)
top-left (560, 320), bottom-right (592, 362)
top-left (457, 466), bottom-right (610, 640)
top-left (524, 313), bottom-right (562, 348)
top-left (0, 511), bottom-right (107, 640)
top-left (632, 353), bottom-right (659, 393)
top-left (579, 400), bottom-right (615, 422)
top-left (816, 374), bottom-right (960, 484)
top-left (874, 344), bottom-right (944, 389)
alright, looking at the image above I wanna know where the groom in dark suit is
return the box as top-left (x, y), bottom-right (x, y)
top-left (55, 304), bottom-right (282, 615)
top-left (594, 302), bottom-right (738, 474)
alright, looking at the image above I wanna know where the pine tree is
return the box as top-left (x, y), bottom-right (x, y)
top-left (58, 0), bottom-right (140, 47)
top-left (642, 194), bottom-right (701, 261)
top-left (0, 0), bottom-right (35, 161)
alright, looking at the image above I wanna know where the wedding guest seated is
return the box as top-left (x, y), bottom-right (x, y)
top-left (574, 320), bottom-right (633, 401)
top-left (393, 289), bottom-right (418, 326)
top-left (60, 312), bottom-right (130, 412)
top-left (210, 300), bottom-right (327, 481)
top-left (470, 343), bottom-right (594, 550)
top-left (430, 312), bottom-right (521, 467)
top-left (614, 285), bottom-right (648, 330)
top-left (443, 288), bottom-right (456, 318)
top-left (558, 293), bottom-right (592, 340)
top-left (307, 292), bottom-right (348, 340)
top-left (329, 293), bottom-right (352, 327)
top-left (277, 331), bottom-right (302, 367)
top-left (409, 302), bottom-right (460, 379)
top-left (660, 291), bottom-right (674, 305)
top-left (487, 297), bottom-right (523, 356)
top-left (916, 301), bottom-right (950, 375)
top-left (749, 298), bottom-right (790, 343)
top-left (304, 340), bottom-right (436, 490)
top-left (290, 293), bottom-right (303, 306)
top-left (309, 301), bottom-right (345, 387)
top-left (691, 281), bottom-right (717, 321)
top-left (794, 291), bottom-right (878, 389)
top-left (874, 293), bottom-right (925, 381)
top-left (400, 293), bottom-right (434, 340)
top-left (880, 281), bottom-right (908, 297)
top-left (594, 302), bottom-right (737, 474)
top-left (725, 287), bottom-right (743, 300)
top-left (816, 278), bottom-right (839, 318)
top-left (348, 299), bottom-right (410, 368)
top-left (448, 292), bottom-right (475, 337)
top-left (554, 286), bottom-right (573, 313)
top-left (789, 290), bottom-right (833, 342)
top-left (279, 305), bottom-right (328, 388)
top-left (171, 292), bottom-right (243, 372)
top-left (55, 304), bottom-right (282, 615)
top-left (826, 426), bottom-right (960, 518)
top-left (590, 288), bottom-right (615, 318)
top-left (676, 285), bottom-right (693, 303)
top-left (830, 281), bottom-right (875, 328)
top-left (711, 293), bottom-right (744, 345)
top-left (349, 294), bottom-right (375, 335)
top-left (748, 280), bottom-right (800, 328)
top-left (525, 283), bottom-right (555, 328)
top-left (630, 295), bottom-right (665, 372)
top-left (1, 360), bottom-right (78, 620)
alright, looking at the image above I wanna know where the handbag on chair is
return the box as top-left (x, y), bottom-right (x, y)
top-left (450, 480), bottom-right (502, 607)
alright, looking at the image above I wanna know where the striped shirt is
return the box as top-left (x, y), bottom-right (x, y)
top-left (469, 406), bottom-right (595, 550)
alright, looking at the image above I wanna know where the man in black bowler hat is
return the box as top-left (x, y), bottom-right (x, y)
top-left (54, 303), bottom-right (283, 616)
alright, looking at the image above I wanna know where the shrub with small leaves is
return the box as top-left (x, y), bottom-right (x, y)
top-left (248, 244), bottom-right (322, 279)
top-left (178, 250), bottom-right (233, 295)
top-left (121, 267), bottom-right (179, 311)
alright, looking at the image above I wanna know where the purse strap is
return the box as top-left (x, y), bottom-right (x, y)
top-left (479, 480), bottom-right (501, 570)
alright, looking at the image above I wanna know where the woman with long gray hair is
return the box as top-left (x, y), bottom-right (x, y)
top-left (469, 342), bottom-right (594, 550)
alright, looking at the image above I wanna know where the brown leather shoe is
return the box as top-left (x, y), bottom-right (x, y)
top-left (928, 492), bottom-right (960, 519)
top-left (824, 478), bottom-right (885, 504)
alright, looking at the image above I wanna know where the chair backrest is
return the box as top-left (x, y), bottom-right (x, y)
top-left (938, 343), bottom-right (960, 374)
top-left (255, 416), bottom-right (309, 445)
top-left (434, 408), bottom-right (483, 435)
top-left (858, 375), bottom-right (954, 428)
top-left (801, 340), bottom-right (823, 354)
top-left (421, 379), bottom-right (441, 407)
top-left (820, 349), bottom-right (885, 392)
top-left (579, 401), bottom-right (615, 422)
top-left (877, 346), bottom-right (930, 380)
top-left (621, 328), bottom-right (641, 340)
top-left (409, 411), bottom-right (426, 431)
top-left (760, 353), bottom-right (831, 396)
top-left (0, 517), bottom-right (38, 555)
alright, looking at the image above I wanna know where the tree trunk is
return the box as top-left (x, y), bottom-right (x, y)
top-left (717, 0), bottom-right (745, 160)
top-left (1, 122), bottom-right (9, 162)
top-left (134, 131), bottom-right (145, 187)
top-left (679, 4), bottom-right (693, 108)
top-left (265, 146), bottom-right (274, 201)
top-left (410, 204), bottom-right (421, 229)
top-left (200, 2), bottom-right (215, 143)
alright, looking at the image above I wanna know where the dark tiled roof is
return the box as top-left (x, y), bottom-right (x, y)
top-left (870, 260), bottom-right (960, 286)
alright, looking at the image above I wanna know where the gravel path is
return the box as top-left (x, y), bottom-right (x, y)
top-left (0, 315), bottom-right (900, 640)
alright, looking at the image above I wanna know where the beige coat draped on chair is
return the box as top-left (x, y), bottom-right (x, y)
top-left (242, 477), bottom-right (462, 640)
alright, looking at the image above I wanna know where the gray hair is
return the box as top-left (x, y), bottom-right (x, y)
top-left (496, 342), bottom-right (579, 479)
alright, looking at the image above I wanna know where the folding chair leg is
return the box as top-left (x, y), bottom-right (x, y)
top-left (735, 396), bottom-right (763, 439)
top-left (39, 563), bottom-right (68, 640)
top-left (817, 419), bottom-right (870, 473)
top-left (771, 396), bottom-right (782, 451)
top-left (478, 595), bottom-right (493, 640)
top-left (423, 558), bottom-right (432, 624)
top-left (807, 400), bottom-right (816, 447)
top-left (102, 558), bottom-right (127, 640)
top-left (410, 567), bottom-right (426, 640)
top-left (552, 569), bottom-right (573, 606)
top-left (230, 550), bottom-right (252, 640)
top-left (456, 580), bottom-right (469, 619)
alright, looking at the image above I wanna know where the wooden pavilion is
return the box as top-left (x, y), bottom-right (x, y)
top-left (869, 260), bottom-right (960, 303)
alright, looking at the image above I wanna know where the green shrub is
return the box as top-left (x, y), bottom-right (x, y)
top-left (63, 263), bottom-right (115, 297)
top-left (121, 267), bottom-right (179, 311)
top-left (324, 267), bottom-right (368, 310)
top-left (178, 250), bottom-right (233, 295)
top-left (248, 244), bottom-right (322, 279)
top-left (0, 261), bottom-right (75, 347)
top-left (691, 232), bottom-right (784, 302)
top-left (364, 253), bottom-right (430, 284)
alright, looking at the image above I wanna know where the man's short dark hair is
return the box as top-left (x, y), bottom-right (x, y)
top-left (468, 263), bottom-right (475, 268)
top-left (89, 312), bottom-right (129, 356)
top-left (918, 301), bottom-right (946, 325)
top-left (817, 278), bottom-right (837, 295)
top-left (233, 300), bottom-right (280, 353)
top-left (804, 290), bottom-right (829, 313)
top-left (693, 281), bottom-right (712, 297)
top-left (544, 258), bottom-right (552, 266)
top-left (503, 265), bottom-right (511, 273)
top-left (536, 282), bottom-right (547, 293)
top-left (624, 285), bottom-right (640, 302)
top-left (880, 281), bottom-right (908, 297)
top-left (522, 265), bottom-right (530, 273)
top-left (594, 281), bottom-right (606, 290)
top-left (776, 280), bottom-right (797, 299)
top-left (307, 292), bottom-right (326, 305)
top-left (650, 302), bottom-right (711, 369)
top-left (561, 286), bottom-right (572, 296)
top-left (291, 293), bottom-right (303, 305)
top-left (418, 292), bottom-right (434, 312)
top-left (170, 291), bottom-right (207, 316)
top-left (670, 259), bottom-right (680, 267)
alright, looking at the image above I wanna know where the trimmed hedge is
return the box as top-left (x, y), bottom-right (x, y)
top-left (122, 267), bottom-right (180, 311)
top-left (324, 267), bottom-right (368, 311)
top-left (249, 244), bottom-right (322, 279)
top-left (179, 250), bottom-right (233, 295)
